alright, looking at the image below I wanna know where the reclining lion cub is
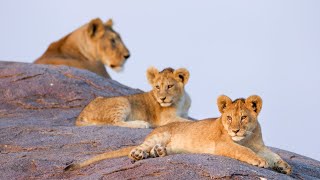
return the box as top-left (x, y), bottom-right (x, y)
top-left (34, 18), bottom-right (130, 79)
top-left (76, 67), bottom-right (192, 128)
top-left (66, 95), bottom-right (292, 174)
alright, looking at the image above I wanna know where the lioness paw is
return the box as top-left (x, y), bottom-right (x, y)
top-left (273, 160), bottom-right (292, 175)
top-left (129, 148), bottom-right (149, 161)
top-left (150, 144), bottom-right (167, 158)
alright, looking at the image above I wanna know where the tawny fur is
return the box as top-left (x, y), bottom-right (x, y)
top-left (66, 95), bottom-right (291, 175)
top-left (75, 67), bottom-right (192, 128)
top-left (34, 18), bottom-right (130, 79)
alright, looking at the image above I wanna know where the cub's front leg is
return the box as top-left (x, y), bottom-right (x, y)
top-left (150, 144), bottom-right (167, 158)
top-left (129, 144), bottom-right (167, 162)
top-left (129, 132), bottom-right (171, 162)
top-left (129, 147), bottom-right (150, 162)
top-left (113, 120), bottom-right (151, 128)
top-left (257, 147), bottom-right (292, 174)
top-left (215, 142), bottom-right (268, 168)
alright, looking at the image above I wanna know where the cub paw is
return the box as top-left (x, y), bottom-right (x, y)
top-left (134, 121), bottom-right (151, 128)
top-left (273, 160), bottom-right (292, 175)
top-left (129, 148), bottom-right (149, 162)
top-left (141, 122), bottom-right (151, 128)
top-left (248, 157), bottom-right (268, 168)
top-left (150, 144), bottom-right (167, 158)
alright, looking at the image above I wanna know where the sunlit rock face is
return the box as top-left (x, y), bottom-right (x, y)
top-left (0, 62), bottom-right (319, 179)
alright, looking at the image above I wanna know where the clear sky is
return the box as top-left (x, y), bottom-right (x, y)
top-left (1, 1), bottom-right (319, 161)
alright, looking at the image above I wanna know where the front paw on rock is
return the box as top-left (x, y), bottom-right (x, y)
top-left (150, 144), bottom-right (167, 157)
top-left (249, 157), bottom-right (268, 168)
top-left (273, 160), bottom-right (292, 174)
top-left (129, 148), bottom-right (149, 161)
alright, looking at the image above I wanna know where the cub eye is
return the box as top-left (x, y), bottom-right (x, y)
top-left (241, 116), bottom-right (247, 121)
top-left (227, 116), bottom-right (232, 122)
top-left (155, 85), bottom-right (160, 90)
top-left (111, 38), bottom-right (116, 45)
top-left (168, 84), bottom-right (174, 89)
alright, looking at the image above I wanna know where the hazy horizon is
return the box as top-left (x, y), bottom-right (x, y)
top-left (0, 1), bottom-right (319, 161)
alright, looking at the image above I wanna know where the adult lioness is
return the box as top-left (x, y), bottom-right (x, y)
top-left (66, 95), bottom-right (292, 175)
top-left (75, 67), bottom-right (192, 128)
top-left (34, 18), bottom-right (130, 79)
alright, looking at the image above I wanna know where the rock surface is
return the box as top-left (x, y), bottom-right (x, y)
top-left (0, 62), bottom-right (319, 179)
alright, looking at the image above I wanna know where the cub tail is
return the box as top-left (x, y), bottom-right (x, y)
top-left (64, 146), bottom-right (135, 171)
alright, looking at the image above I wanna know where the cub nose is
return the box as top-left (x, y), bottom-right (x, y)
top-left (232, 129), bottom-right (240, 134)
top-left (160, 97), bottom-right (166, 101)
top-left (124, 53), bottom-right (130, 59)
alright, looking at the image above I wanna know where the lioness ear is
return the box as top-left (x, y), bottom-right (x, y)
top-left (217, 95), bottom-right (232, 113)
top-left (174, 68), bottom-right (190, 85)
top-left (88, 18), bottom-right (105, 38)
top-left (245, 95), bottom-right (262, 115)
top-left (105, 19), bottom-right (113, 26)
top-left (146, 67), bottom-right (159, 85)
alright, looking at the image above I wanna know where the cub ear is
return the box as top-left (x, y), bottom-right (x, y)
top-left (146, 67), bottom-right (159, 85)
top-left (174, 68), bottom-right (190, 85)
top-left (88, 18), bottom-right (105, 38)
top-left (245, 95), bottom-right (263, 115)
top-left (105, 19), bottom-right (113, 26)
top-left (217, 95), bottom-right (232, 113)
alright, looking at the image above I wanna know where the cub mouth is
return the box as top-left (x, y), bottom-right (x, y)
top-left (159, 102), bottom-right (173, 107)
top-left (231, 136), bottom-right (245, 141)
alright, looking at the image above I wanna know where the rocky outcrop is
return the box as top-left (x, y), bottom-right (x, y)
top-left (0, 62), bottom-right (319, 179)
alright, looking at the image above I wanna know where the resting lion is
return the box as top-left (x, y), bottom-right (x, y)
top-left (75, 67), bottom-right (192, 128)
top-left (66, 95), bottom-right (292, 175)
top-left (34, 18), bottom-right (130, 79)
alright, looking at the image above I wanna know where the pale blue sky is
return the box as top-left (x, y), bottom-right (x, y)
top-left (1, 1), bottom-right (319, 160)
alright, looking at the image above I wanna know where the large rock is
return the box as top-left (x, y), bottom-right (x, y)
top-left (0, 61), bottom-right (141, 127)
top-left (0, 62), bottom-right (319, 179)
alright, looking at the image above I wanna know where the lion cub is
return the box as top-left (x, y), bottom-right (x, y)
top-left (34, 18), bottom-right (130, 79)
top-left (66, 95), bottom-right (291, 174)
top-left (76, 67), bottom-right (192, 128)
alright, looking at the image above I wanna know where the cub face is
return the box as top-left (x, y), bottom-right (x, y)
top-left (217, 95), bottom-right (262, 142)
top-left (86, 18), bottom-right (130, 71)
top-left (146, 67), bottom-right (190, 107)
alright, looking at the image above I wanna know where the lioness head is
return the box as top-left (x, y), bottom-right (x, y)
top-left (86, 18), bottom-right (130, 71)
top-left (146, 67), bottom-right (190, 107)
top-left (217, 95), bottom-right (262, 142)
